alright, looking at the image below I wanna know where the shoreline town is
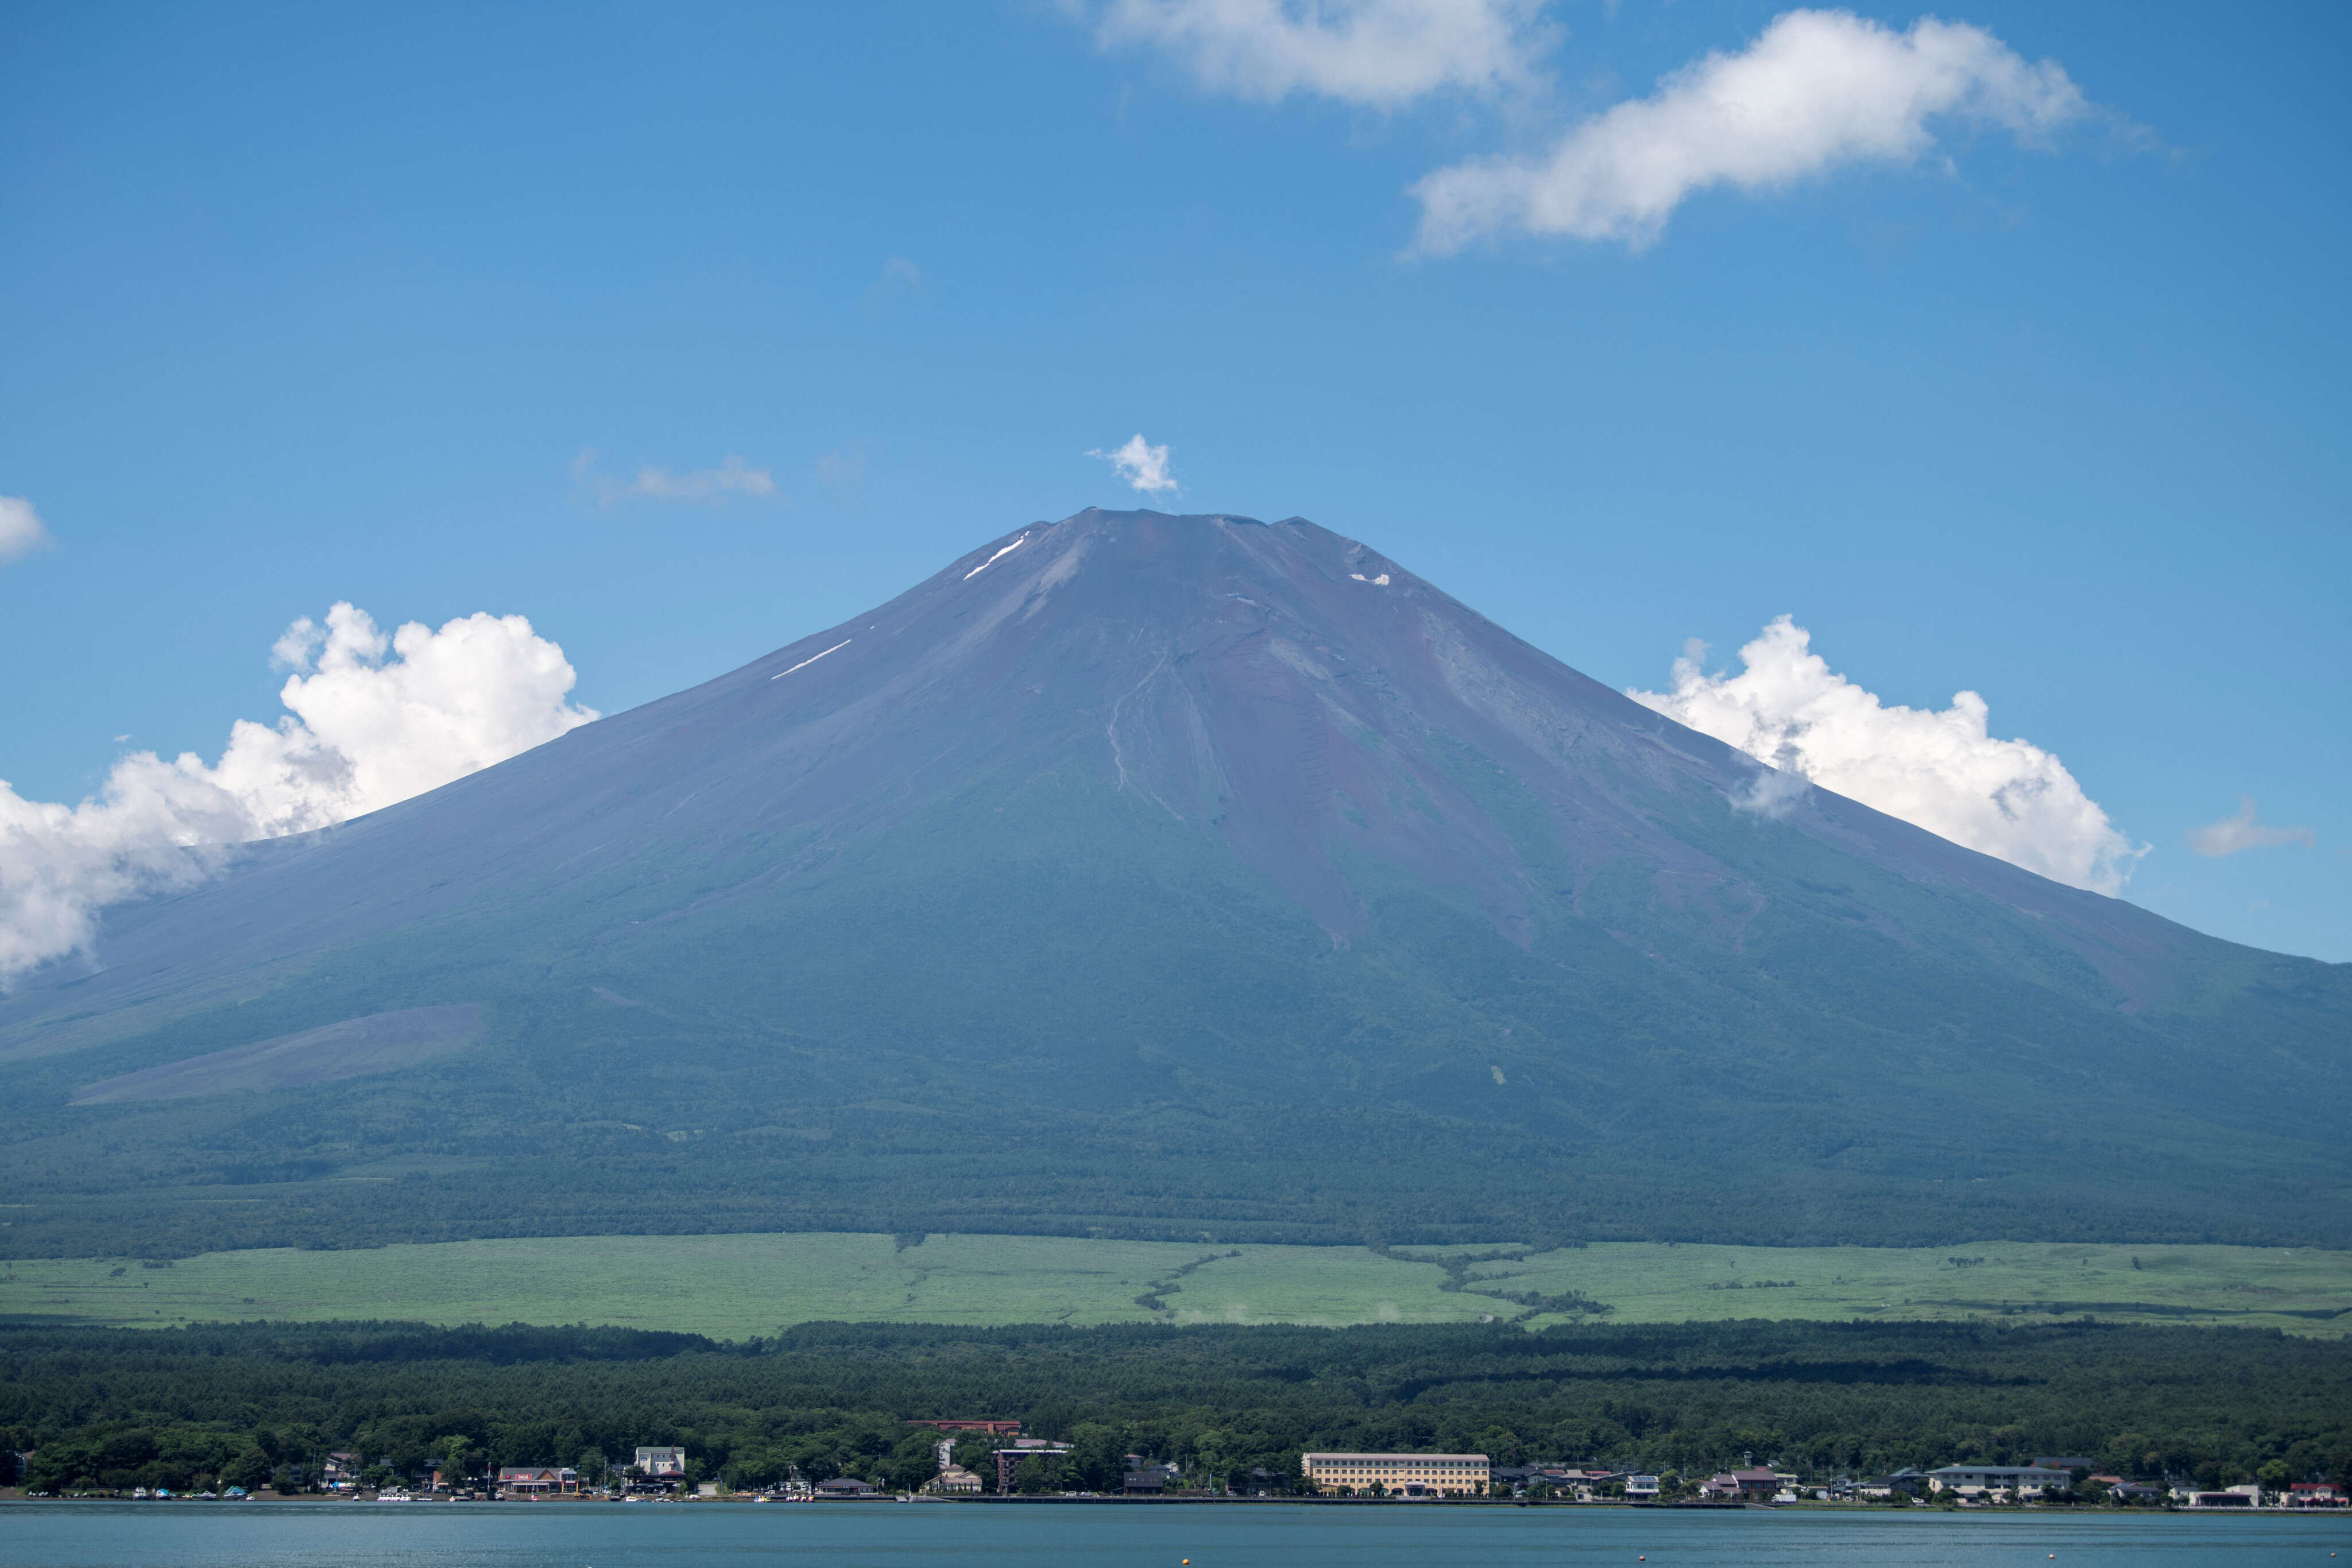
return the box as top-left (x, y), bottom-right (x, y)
top-left (10, 1427), bottom-right (2347, 1512)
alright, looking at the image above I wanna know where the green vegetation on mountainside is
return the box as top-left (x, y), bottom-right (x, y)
top-left (5, 1233), bottom-right (2347, 1339)
top-left (4, 769), bottom-right (2346, 1260)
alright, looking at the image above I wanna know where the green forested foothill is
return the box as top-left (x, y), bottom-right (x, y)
top-left (5, 1318), bottom-right (2350, 1497)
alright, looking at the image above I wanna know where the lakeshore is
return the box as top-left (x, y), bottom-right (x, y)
top-left (2, 1498), bottom-right (2347, 1568)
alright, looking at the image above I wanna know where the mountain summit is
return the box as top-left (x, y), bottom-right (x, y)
top-left (5, 510), bottom-right (2346, 1256)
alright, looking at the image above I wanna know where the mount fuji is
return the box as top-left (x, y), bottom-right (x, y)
top-left (5, 509), bottom-right (2345, 1257)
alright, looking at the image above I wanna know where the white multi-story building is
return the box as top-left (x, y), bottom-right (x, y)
top-left (1302, 1453), bottom-right (1488, 1497)
top-left (1926, 1465), bottom-right (2070, 1497)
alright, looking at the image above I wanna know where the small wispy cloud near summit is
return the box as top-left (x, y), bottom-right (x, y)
top-left (1413, 9), bottom-right (2089, 251)
top-left (1631, 616), bottom-right (2144, 895)
top-left (2188, 797), bottom-right (2314, 858)
top-left (1089, 433), bottom-right (1181, 495)
top-left (1084, 0), bottom-right (1553, 109)
top-left (0, 605), bottom-right (597, 983)
top-left (574, 450), bottom-right (781, 506)
top-left (0, 495), bottom-right (54, 566)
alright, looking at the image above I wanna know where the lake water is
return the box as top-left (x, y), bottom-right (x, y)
top-left (3, 1501), bottom-right (2349, 1567)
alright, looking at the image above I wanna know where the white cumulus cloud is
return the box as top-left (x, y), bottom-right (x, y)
top-left (0, 603), bottom-right (597, 983)
top-left (1089, 433), bottom-right (1182, 495)
top-left (0, 495), bottom-right (54, 565)
top-left (1088, 0), bottom-right (1550, 108)
top-left (2187, 797), bottom-right (2314, 858)
top-left (1412, 8), bottom-right (2087, 251)
top-left (1630, 615), bottom-right (2143, 895)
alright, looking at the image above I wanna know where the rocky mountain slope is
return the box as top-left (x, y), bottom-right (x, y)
top-left (4, 509), bottom-right (2345, 1256)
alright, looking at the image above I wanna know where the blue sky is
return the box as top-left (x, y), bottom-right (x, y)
top-left (2, 1), bottom-right (2346, 961)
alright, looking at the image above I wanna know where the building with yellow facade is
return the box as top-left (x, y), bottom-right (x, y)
top-left (1301, 1453), bottom-right (1489, 1497)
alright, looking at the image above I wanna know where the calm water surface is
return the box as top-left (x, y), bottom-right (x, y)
top-left (3, 1502), bottom-right (2348, 1568)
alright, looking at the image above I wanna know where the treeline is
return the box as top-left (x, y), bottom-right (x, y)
top-left (4, 1105), bottom-right (2323, 1262)
top-left (5, 1318), bottom-right (2351, 1497)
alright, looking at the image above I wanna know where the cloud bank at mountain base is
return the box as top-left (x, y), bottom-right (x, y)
top-left (0, 604), bottom-right (596, 982)
top-left (1631, 615), bottom-right (2142, 894)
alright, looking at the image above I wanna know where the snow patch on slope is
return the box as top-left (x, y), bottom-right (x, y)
top-left (771, 640), bottom-right (853, 680)
top-left (964, 535), bottom-right (1030, 579)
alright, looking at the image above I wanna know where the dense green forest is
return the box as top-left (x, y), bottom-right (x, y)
top-left (6, 1318), bottom-right (2349, 1497)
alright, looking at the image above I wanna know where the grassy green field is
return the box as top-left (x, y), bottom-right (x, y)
top-left (4, 1232), bottom-right (2347, 1339)
top-left (1463, 1240), bottom-right (2352, 1334)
